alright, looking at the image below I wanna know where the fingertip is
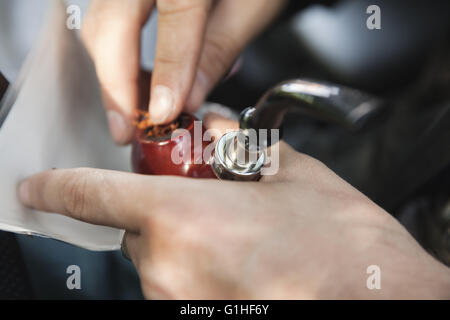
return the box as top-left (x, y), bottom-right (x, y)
top-left (18, 180), bottom-right (31, 207)
top-left (107, 110), bottom-right (134, 145)
top-left (149, 85), bottom-right (176, 124)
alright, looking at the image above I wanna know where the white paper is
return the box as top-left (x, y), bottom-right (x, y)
top-left (0, 0), bottom-right (129, 251)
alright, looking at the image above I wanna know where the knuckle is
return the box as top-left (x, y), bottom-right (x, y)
top-left (303, 157), bottom-right (328, 182)
top-left (298, 152), bottom-right (322, 170)
top-left (139, 198), bottom-right (167, 231)
top-left (139, 265), bottom-right (175, 299)
top-left (61, 169), bottom-right (91, 220)
top-left (154, 55), bottom-right (183, 68)
top-left (141, 212), bottom-right (156, 233)
top-left (157, 0), bottom-right (210, 15)
top-left (135, 261), bottom-right (157, 298)
top-left (202, 34), bottom-right (239, 77)
top-left (142, 194), bottom-right (193, 232)
top-left (288, 152), bottom-right (327, 183)
top-left (302, 153), bottom-right (324, 171)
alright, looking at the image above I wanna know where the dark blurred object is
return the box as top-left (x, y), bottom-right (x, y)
top-left (0, 231), bottom-right (32, 299)
top-left (423, 194), bottom-right (450, 266)
top-left (0, 72), bottom-right (33, 299)
top-left (396, 169), bottom-right (450, 267)
top-left (210, 0), bottom-right (450, 105)
top-left (375, 41), bottom-right (450, 265)
top-left (0, 73), bottom-right (8, 98)
top-left (370, 42), bottom-right (450, 210)
top-left (289, 0), bottom-right (450, 93)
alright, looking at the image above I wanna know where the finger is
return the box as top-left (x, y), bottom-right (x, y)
top-left (185, 0), bottom-right (287, 112)
top-left (149, 0), bottom-right (212, 124)
top-left (18, 168), bottom-right (152, 232)
top-left (82, 0), bottom-right (154, 145)
top-left (203, 112), bottom-right (238, 136)
top-left (122, 232), bottom-right (141, 265)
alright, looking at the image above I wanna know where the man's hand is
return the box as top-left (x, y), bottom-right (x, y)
top-left (17, 116), bottom-right (450, 299)
top-left (82, 0), bottom-right (286, 144)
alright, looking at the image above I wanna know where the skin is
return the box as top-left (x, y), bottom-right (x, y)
top-left (13, 0), bottom-right (450, 299)
top-left (81, 0), bottom-right (287, 144)
top-left (18, 115), bottom-right (450, 299)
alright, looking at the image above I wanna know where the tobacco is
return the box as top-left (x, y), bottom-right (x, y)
top-left (133, 110), bottom-right (180, 138)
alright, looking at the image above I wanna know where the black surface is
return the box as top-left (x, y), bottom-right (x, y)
top-left (0, 231), bottom-right (32, 299)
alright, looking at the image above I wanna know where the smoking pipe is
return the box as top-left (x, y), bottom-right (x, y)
top-left (132, 79), bottom-right (383, 181)
top-left (131, 113), bottom-right (216, 178)
top-left (211, 79), bottom-right (384, 181)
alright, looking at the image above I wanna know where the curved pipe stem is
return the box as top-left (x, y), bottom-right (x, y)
top-left (239, 79), bottom-right (384, 148)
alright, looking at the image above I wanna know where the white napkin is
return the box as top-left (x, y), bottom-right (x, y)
top-left (0, 0), bottom-right (128, 250)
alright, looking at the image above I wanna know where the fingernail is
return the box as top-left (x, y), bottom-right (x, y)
top-left (18, 180), bottom-right (31, 206)
top-left (107, 110), bottom-right (129, 145)
top-left (149, 85), bottom-right (175, 124)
